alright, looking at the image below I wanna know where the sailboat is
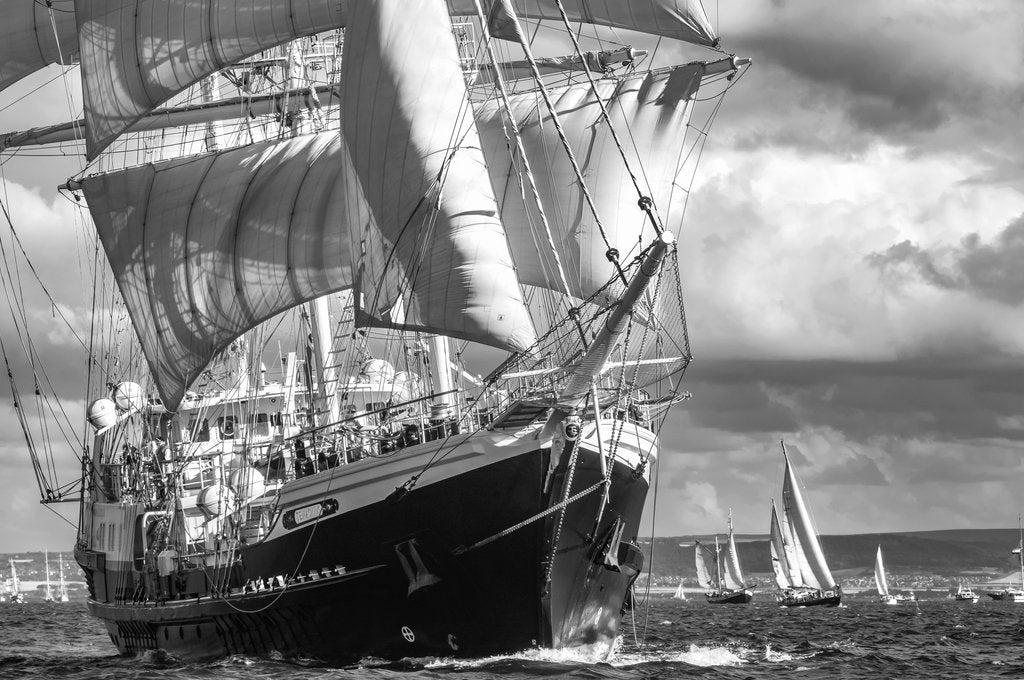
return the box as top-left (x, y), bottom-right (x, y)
top-left (672, 580), bottom-right (688, 601)
top-left (769, 441), bottom-right (842, 607)
top-left (1004, 516), bottom-right (1024, 603)
top-left (0, 0), bottom-right (749, 663)
top-left (874, 545), bottom-right (915, 604)
top-left (6, 560), bottom-right (25, 604)
top-left (44, 551), bottom-right (55, 603)
top-left (694, 512), bottom-right (753, 604)
top-left (955, 581), bottom-right (979, 603)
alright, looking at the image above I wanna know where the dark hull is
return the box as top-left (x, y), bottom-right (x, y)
top-left (778, 591), bottom-right (842, 608)
top-left (705, 589), bottom-right (753, 604)
top-left (81, 438), bottom-right (649, 662)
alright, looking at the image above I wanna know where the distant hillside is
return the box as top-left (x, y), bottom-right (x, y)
top-left (642, 528), bottom-right (1023, 579)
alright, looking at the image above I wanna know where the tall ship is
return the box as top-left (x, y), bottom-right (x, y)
top-left (769, 442), bottom-right (842, 607)
top-left (694, 512), bottom-right (753, 604)
top-left (0, 0), bottom-right (749, 663)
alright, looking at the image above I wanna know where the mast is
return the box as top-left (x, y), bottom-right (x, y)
top-left (558, 231), bottom-right (674, 401)
top-left (714, 535), bottom-right (723, 591)
top-left (45, 551), bottom-right (52, 601)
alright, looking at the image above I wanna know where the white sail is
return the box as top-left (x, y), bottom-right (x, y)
top-left (339, 0), bottom-right (536, 354)
top-left (0, 0), bottom-right (78, 93)
top-left (781, 502), bottom-right (821, 590)
top-left (83, 132), bottom-right (356, 409)
top-left (694, 541), bottom-right (716, 589)
top-left (673, 579), bottom-right (687, 600)
top-left (476, 61), bottom-right (715, 300)
top-left (73, 0), bottom-right (719, 158)
top-left (781, 444), bottom-right (836, 589)
top-left (769, 501), bottom-right (792, 590)
top-left (875, 545), bottom-right (890, 597)
top-left (723, 517), bottom-right (745, 590)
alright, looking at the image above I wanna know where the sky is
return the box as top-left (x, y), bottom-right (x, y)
top-left (0, 0), bottom-right (1023, 551)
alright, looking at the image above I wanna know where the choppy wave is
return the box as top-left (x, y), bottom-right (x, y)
top-left (2, 598), bottom-right (1023, 679)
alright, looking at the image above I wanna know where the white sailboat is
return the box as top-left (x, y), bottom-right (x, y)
top-left (770, 441), bottom-right (841, 607)
top-left (874, 545), bottom-right (898, 605)
top-left (6, 559), bottom-right (25, 604)
top-left (672, 579), bottom-right (688, 601)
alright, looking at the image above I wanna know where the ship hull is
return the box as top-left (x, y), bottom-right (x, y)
top-left (81, 427), bottom-right (651, 662)
top-left (705, 589), bottom-right (753, 604)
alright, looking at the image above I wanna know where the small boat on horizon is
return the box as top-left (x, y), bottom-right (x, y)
top-left (769, 441), bottom-right (842, 608)
top-left (875, 545), bottom-right (898, 605)
top-left (955, 582), bottom-right (979, 603)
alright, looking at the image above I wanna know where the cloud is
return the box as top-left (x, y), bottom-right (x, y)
top-left (868, 213), bottom-right (1024, 306)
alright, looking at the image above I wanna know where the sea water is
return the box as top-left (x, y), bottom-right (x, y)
top-left (1, 595), bottom-right (1022, 679)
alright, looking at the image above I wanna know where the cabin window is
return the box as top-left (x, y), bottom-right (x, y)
top-left (253, 413), bottom-right (270, 437)
top-left (218, 415), bottom-right (238, 439)
top-left (185, 417), bottom-right (211, 442)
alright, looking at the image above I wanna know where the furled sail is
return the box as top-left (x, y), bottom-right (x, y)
top-left (0, 0), bottom-right (78, 94)
top-left (75, 0), bottom-right (718, 159)
top-left (769, 500), bottom-right (792, 590)
top-left (724, 527), bottom-right (745, 590)
top-left (781, 446), bottom-right (836, 589)
top-left (874, 545), bottom-right (890, 597)
top-left (82, 132), bottom-right (355, 410)
top-left (340, 0), bottom-right (536, 353)
top-left (694, 541), bottom-right (716, 589)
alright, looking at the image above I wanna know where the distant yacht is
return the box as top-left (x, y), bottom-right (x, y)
top-left (955, 582), bottom-right (979, 603)
top-left (6, 559), bottom-right (25, 604)
top-left (695, 511), bottom-right (754, 604)
top-left (769, 441), bottom-right (842, 607)
top-left (875, 545), bottom-right (898, 605)
top-left (672, 579), bottom-right (688, 601)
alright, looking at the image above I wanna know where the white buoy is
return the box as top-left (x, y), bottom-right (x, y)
top-left (197, 484), bottom-right (236, 518)
top-left (228, 467), bottom-right (267, 503)
top-left (112, 381), bottom-right (145, 412)
top-left (87, 399), bottom-right (118, 430)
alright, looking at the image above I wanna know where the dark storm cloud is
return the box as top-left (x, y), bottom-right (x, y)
top-left (868, 213), bottom-right (1024, 306)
